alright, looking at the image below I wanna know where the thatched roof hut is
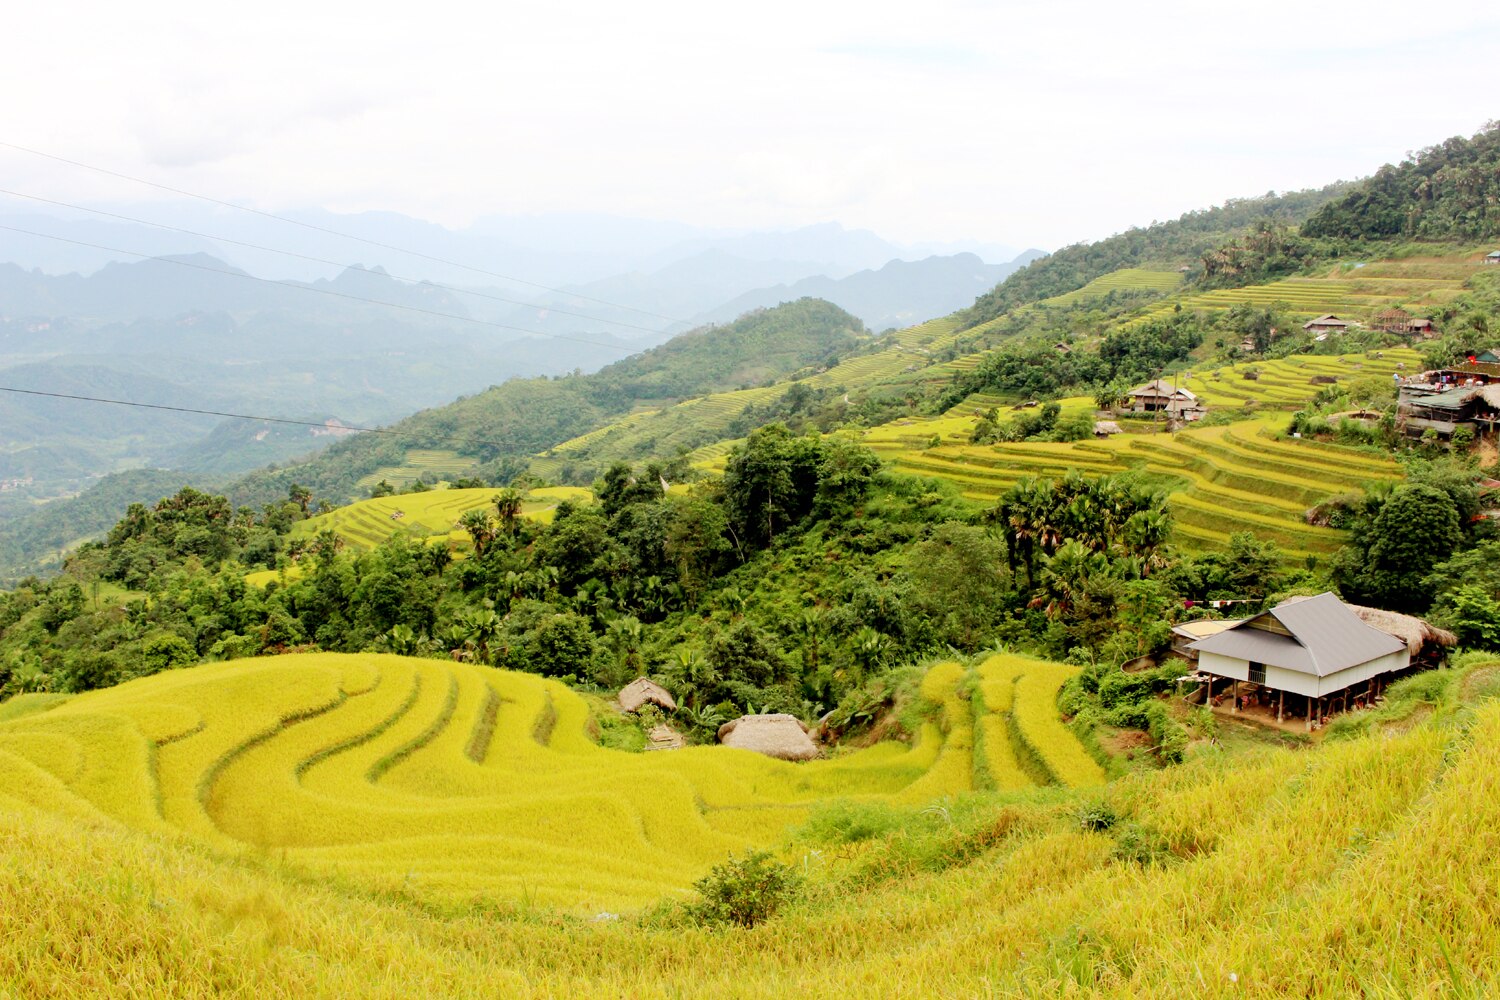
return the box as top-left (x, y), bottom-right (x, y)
top-left (1093, 420), bottom-right (1122, 436)
top-left (618, 677), bottom-right (677, 713)
top-left (1278, 595), bottom-right (1456, 654)
top-left (716, 714), bottom-right (819, 761)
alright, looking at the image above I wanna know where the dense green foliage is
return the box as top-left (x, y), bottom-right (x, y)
top-left (1304, 122), bottom-right (1500, 241)
top-left (1330, 461), bottom-right (1490, 614)
top-left (0, 468), bottom-right (208, 585)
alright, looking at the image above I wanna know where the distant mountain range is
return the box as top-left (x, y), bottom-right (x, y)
top-left (0, 206), bottom-right (1034, 500)
top-left (695, 250), bottom-right (1045, 332)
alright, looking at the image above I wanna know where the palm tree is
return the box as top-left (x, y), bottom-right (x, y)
top-left (492, 489), bottom-right (524, 535)
top-left (458, 509), bottom-right (496, 558)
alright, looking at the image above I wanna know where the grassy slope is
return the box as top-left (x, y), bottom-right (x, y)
top-left (2, 654), bottom-right (1496, 996)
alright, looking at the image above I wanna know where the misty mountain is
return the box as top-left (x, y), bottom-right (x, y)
top-left (695, 250), bottom-right (1046, 331)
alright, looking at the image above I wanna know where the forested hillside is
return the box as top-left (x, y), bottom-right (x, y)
top-left (1304, 122), bottom-right (1500, 241)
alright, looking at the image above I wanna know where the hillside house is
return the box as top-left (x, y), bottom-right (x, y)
top-left (1397, 368), bottom-right (1500, 436)
top-left (1485, 251), bottom-right (1500, 265)
top-left (1126, 380), bottom-right (1203, 420)
top-left (1372, 308), bottom-right (1435, 337)
top-left (1188, 593), bottom-right (1408, 730)
top-left (1303, 314), bottom-right (1354, 334)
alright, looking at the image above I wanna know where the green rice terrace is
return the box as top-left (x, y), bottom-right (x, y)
top-left (293, 485), bottom-right (592, 552)
top-left (1129, 256), bottom-right (1482, 327)
top-left (1038, 267), bottom-right (1186, 307)
top-left (354, 449), bottom-right (480, 491)
top-left (868, 348), bottom-right (1420, 566)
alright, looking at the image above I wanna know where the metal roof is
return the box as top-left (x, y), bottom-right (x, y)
top-left (1189, 592), bottom-right (1405, 676)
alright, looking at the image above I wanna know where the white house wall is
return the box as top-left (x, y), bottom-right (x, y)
top-left (1198, 649), bottom-right (1411, 699)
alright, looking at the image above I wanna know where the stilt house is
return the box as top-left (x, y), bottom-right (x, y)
top-left (1188, 592), bottom-right (1409, 730)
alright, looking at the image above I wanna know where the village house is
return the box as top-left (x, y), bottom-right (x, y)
top-left (1485, 250), bottom-right (1500, 265)
top-left (1186, 592), bottom-right (1453, 731)
top-left (1397, 364), bottom-right (1500, 436)
top-left (1303, 314), bottom-right (1354, 334)
top-left (1372, 307), bottom-right (1436, 338)
top-left (1125, 379), bottom-right (1205, 421)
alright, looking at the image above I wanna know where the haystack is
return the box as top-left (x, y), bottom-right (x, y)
top-left (716, 714), bottom-right (819, 761)
top-left (1278, 595), bottom-right (1457, 654)
top-left (618, 677), bottom-right (677, 713)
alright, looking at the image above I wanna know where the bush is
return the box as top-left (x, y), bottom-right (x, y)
top-left (688, 851), bottom-right (801, 928)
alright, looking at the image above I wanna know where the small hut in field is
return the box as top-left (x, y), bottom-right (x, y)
top-left (1093, 420), bottom-right (1122, 437)
top-left (717, 714), bottom-right (819, 761)
top-left (618, 677), bottom-right (677, 714)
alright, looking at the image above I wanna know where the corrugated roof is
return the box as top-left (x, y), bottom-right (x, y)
top-left (1189, 592), bottom-right (1404, 676)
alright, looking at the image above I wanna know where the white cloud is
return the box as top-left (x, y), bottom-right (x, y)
top-left (1, 0), bottom-right (1497, 249)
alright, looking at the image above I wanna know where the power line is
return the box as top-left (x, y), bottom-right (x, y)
top-left (0, 187), bottom-right (675, 337)
top-left (0, 223), bottom-right (649, 356)
top-left (0, 384), bottom-right (399, 433)
top-left (0, 140), bottom-right (689, 324)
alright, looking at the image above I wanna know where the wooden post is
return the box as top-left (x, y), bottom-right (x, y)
top-left (1307, 694), bottom-right (1315, 732)
top-left (1277, 689), bottom-right (1285, 723)
top-left (1205, 675), bottom-right (1213, 708)
top-left (1232, 679), bottom-right (1240, 714)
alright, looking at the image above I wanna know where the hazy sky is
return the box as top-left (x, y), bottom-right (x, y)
top-left (4, 0), bottom-right (1499, 252)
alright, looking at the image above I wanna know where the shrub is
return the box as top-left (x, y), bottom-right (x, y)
top-left (1076, 801), bottom-right (1118, 832)
top-left (688, 851), bottom-right (802, 928)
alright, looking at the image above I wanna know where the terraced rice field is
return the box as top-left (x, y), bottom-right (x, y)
top-left (867, 395), bottom-right (1401, 565)
top-left (1039, 267), bottom-right (1185, 307)
top-left (977, 654), bottom-right (1104, 789)
top-left (0, 653), bottom-right (1094, 912)
top-left (354, 449), bottom-right (479, 492)
top-left (292, 486), bottom-right (592, 553)
top-left (1130, 257), bottom-right (1478, 327)
top-left (1175, 348), bottom-right (1422, 409)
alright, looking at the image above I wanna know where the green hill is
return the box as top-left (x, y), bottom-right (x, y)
top-left (1304, 122), bottom-right (1500, 242)
top-left (222, 298), bottom-right (869, 507)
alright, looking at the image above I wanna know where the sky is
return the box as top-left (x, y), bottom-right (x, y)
top-left (3, 0), bottom-right (1499, 254)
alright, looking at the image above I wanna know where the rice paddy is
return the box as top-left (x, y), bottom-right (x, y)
top-left (289, 486), bottom-right (592, 553)
top-left (354, 449), bottom-right (479, 492)
top-left (1039, 267), bottom-right (1186, 307)
top-left (1128, 257), bottom-right (1479, 327)
top-left (866, 349), bottom-right (1416, 566)
top-left (0, 653), bottom-right (1086, 912)
top-left (3, 654), bottom-right (1497, 996)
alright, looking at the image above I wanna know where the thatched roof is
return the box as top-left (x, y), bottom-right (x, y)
top-left (1278, 595), bottom-right (1457, 654)
top-left (1128, 379), bottom-right (1197, 400)
top-left (618, 677), bottom-right (677, 713)
top-left (716, 714), bottom-right (819, 761)
top-left (1093, 420), bottom-right (1122, 436)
